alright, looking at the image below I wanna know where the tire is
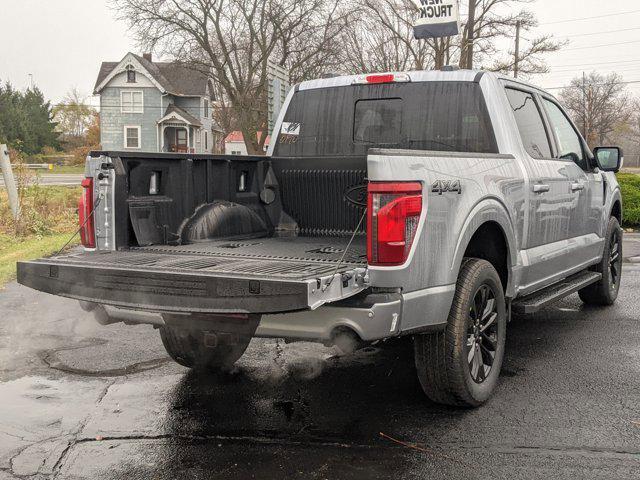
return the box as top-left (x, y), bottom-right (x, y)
top-left (414, 258), bottom-right (507, 407)
top-left (578, 216), bottom-right (623, 306)
top-left (159, 326), bottom-right (251, 371)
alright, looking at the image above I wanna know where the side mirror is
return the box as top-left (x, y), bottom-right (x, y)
top-left (593, 146), bottom-right (623, 172)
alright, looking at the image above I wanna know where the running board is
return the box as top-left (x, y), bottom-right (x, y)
top-left (512, 271), bottom-right (602, 314)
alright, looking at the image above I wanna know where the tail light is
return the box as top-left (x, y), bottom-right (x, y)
top-left (367, 182), bottom-right (422, 266)
top-left (78, 178), bottom-right (95, 248)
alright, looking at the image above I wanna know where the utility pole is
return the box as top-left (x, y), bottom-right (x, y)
top-left (582, 71), bottom-right (588, 140)
top-left (466, 0), bottom-right (476, 69)
top-left (514, 20), bottom-right (521, 78)
top-left (0, 145), bottom-right (20, 220)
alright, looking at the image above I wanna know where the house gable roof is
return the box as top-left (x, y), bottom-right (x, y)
top-left (225, 131), bottom-right (270, 146)
top-left (94, 52), bottom-right (210, 97)
top-left (158, 104), bottom-right (202, 127)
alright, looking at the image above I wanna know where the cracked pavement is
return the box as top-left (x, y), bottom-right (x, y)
top-left (0, 235), bottom-right (639, 479)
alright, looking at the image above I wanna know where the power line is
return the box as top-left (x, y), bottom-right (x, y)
top-left (550, 65), bottom-right (640, 75)
top-left (522, 26), bottom-right (640, 42)
top-left (559, 26), bottom-right (640, 38)
top-left (548, 59), bottom-right (640, 68)
top-left (539, 9), bottom-right (640, 25)
top-left (543, 80), bottom-right (640, 90)
top-left (562, 39), bottom-right (640, 51)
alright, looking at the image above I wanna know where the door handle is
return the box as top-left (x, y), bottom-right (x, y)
top-left (532, 184), bottom-right (550, 193)
top-left (571, 182), bottom-right (585, 192)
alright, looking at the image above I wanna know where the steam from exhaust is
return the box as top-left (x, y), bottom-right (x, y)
top-left (331, 329), bottom-right (363, 356)
top-left (0, 284), bottom-right (106, 378)
top-left (248, 339), bottom-right (339, 384)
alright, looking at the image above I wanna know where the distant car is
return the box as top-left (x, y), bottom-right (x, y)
top-left (18, 69), bottom-right (624, 407)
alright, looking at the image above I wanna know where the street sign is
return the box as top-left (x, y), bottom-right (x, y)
top-left (412, 0), bottom-right (461, 39)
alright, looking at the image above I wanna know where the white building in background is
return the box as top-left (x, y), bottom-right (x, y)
top-left (224, 131), bottom-right (270, 155)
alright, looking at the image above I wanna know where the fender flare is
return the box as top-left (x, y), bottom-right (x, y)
top-left (609, 188), bottom-right (623, 223)
top-left (450, 198), bottom-right (519, 297)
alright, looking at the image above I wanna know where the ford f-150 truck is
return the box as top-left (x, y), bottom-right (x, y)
top-left (17, 69), bottom-right (624, 407)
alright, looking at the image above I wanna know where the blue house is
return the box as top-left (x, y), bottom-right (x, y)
top-left (93, 52), bottom-right (224, 154)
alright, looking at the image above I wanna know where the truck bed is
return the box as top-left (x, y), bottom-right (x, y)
top-left (131, 236), bottom-right (366, 278)
top-left (16, 237), bottom-right (368, 314)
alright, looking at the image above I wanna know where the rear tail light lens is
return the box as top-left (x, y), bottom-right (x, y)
top-left (352, 73), bottom-right (411, 85)
top-left (367, 182), bottom-right (422, 266)
top-left (78, 178), bottom-right (95, 248)
top-left (365, 74), bottom-right (395, 84)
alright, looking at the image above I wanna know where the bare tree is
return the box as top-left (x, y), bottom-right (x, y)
top-left (346, 0), bottom-right (561, 77)
top-left (52, 88), bottom-right (96, 149)
top-left (112, 0), bottom-right (351, 154)
top-left (459, 1), bottom-right (563, 74)
top-left (560, 72), bottom-right (632, 147)
top-left (343, 0), bottom-right (444, 73)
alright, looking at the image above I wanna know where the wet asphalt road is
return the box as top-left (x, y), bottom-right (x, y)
top-left (1, 235), bottom-right (639, 479)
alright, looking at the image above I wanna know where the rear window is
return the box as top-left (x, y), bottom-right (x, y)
top-left (273, 81), bottom-right (497, 157)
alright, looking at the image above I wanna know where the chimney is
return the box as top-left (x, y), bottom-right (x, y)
top-left (143, 53), bottom-right (152, 62)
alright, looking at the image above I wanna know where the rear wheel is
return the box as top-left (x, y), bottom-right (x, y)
top-left (414, 258), bottom-right (507, 407)
top-left (159, 326), bottom-right (251, 371)
top-left (578, 216), bottom-right (623, 306)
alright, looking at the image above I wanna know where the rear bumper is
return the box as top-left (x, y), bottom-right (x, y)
top-left (78, 287), bottom-right (451, 342)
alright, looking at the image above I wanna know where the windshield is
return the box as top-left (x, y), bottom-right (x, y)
top-left (273, 81), bottom-right (497, 157)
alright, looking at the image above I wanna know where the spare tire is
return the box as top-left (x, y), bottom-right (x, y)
top-left (181, 201), bottom-right (268, 243)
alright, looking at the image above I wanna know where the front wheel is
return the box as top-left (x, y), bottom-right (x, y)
top-left (578, 216), bottom-right (623, 306)
top-left (414, 258), bottom-right (507, 407)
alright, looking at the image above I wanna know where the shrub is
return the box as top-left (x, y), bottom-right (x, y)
top-left (0, 185), bottom-right (80, 237)
top-left (617, 173), bottom-right (640, 228)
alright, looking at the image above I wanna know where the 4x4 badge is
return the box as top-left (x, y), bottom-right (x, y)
top-left (432, 179), bottom-right (462, 195)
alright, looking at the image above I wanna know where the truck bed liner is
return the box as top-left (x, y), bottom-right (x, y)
top-left (16, 237), bottom-right (368, 314)
top-left (133, 236), bottom-right (367, 271)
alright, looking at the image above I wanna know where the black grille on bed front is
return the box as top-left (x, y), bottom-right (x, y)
top-left (279, 169), bottom-right (366, 237)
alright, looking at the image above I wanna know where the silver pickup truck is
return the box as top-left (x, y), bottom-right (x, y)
top-left (17, 69), bottom-right (624, 406)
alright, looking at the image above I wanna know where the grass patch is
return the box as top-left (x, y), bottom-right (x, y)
top-left (616, 173), bottom-right (640, 228)
top-left (0, 185), bottom-right (81, 286)
top-left (0, 233), bottom-right (78, 286)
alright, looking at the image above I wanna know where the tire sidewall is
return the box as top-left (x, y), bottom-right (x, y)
top-left (601, 217), bottom-right (622, 302)
top-left (451, 262), bottom-right (507, 405)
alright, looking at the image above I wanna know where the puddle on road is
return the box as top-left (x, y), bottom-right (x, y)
top-left (38, 341), bottom-right (171, 377)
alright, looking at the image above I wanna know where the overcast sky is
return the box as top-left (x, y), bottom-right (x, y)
top-left (0, 0), bottom-right (639, 105)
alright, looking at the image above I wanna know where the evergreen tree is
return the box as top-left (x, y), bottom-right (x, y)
top-left (0, 81), bottom-right (59, 154)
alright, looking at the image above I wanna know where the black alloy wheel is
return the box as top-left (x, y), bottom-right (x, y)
top-left (608, 227), bottom-right (622, 290)
top-left (466, 284), bottom-right (499, 384)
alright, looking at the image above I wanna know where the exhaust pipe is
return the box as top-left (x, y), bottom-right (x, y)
top-left (78, 301), bottom-right (165, 326)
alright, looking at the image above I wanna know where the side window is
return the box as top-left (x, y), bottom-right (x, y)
top-left (505, 88), bottom-right (552, 159)
top-left (542, 98), bottom-right (586, 167)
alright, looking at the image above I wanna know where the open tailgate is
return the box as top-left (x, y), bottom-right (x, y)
top-left (16, 239), bottom-right (368, 314)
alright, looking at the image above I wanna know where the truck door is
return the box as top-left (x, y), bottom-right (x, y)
top-left (505, 87), bottom-right (573, 291)
top-left (540, 96), bottom-right (605, 266)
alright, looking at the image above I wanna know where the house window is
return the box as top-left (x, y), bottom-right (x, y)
top-left (205, 131), bottom-right (208, 150)
top-left (124, 126), bottom-right (141, 149)
top-left (121, 91), bottom-right (143, 113)
top-left (127, 69), bottom-right (136, 83)
top-left (203, 99), bottom-right (209, 118)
